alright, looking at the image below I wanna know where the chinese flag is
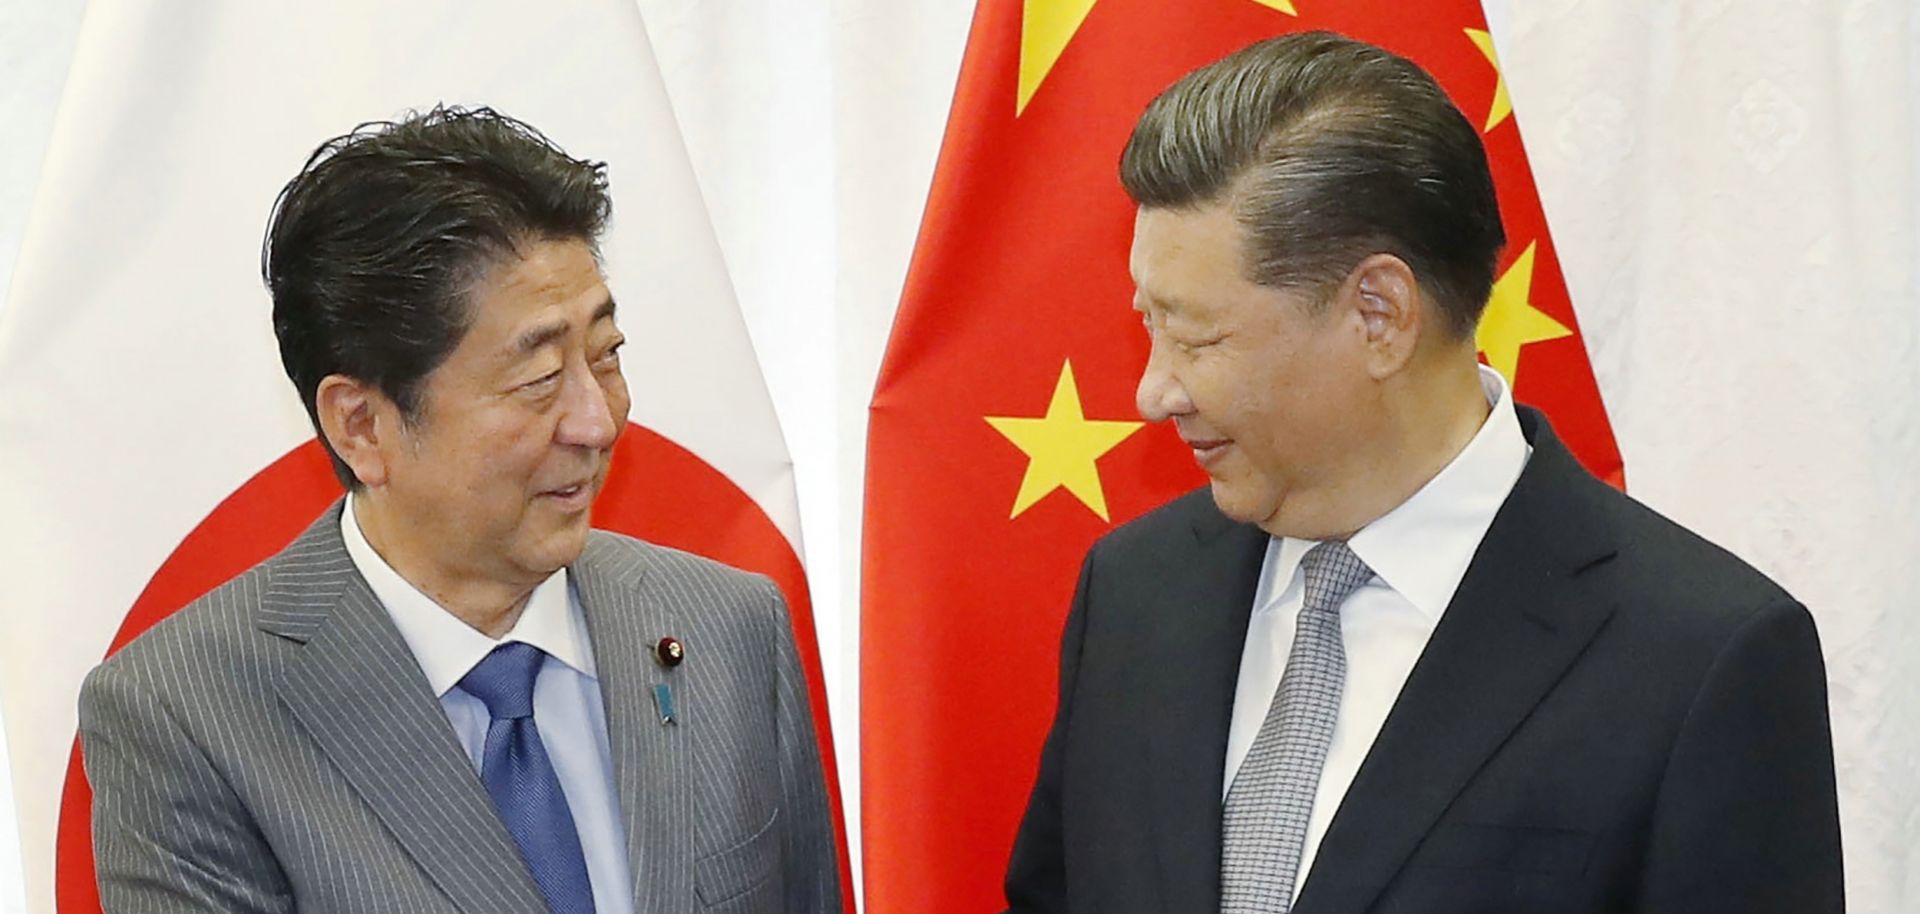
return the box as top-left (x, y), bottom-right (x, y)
top-left (860, 0), bottom-right (1622, 911)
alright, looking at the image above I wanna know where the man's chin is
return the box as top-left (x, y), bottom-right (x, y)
top-left (524, 519), bottom-right (593, 574)
top-left (1207, 478), bottom-right (1273, 525)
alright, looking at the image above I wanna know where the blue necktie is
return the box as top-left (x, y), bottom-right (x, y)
top-left (458, 642), bottom-right (596, 914)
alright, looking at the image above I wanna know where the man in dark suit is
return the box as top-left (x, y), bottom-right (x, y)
top-left (79, 107), bottom-right (840, 913)
top-left (1003, 31), bottom-right (1843, 914)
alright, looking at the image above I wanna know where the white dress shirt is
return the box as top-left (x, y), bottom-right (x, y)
top-left (342, 497), bottom-right (634, 914)
top-left (1222, 365), bottom-right (1531, 898)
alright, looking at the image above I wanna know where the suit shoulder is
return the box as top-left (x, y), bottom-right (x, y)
top-left (582, 528), bottom-right (782, 605)
top-left (82, 559), bottom-right (280, 713)
top-left (578, 530), bottom-right (796, 662)
top-left (1539, 471), bottom-right (1808, 658)
top-left (1588, 481), bottom-right (1796, 614)
top-left (1092, 488), bottom-right (1224, 558)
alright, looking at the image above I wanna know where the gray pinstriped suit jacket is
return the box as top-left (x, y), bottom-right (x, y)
top-left (78, 502), bottom-right (841, 913)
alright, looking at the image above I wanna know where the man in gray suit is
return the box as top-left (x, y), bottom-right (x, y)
top-left (78, 106), bottom-right (841, 914)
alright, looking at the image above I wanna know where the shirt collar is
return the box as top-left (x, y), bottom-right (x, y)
top-left (1265, 365), bottom-right (1531, 619)
top-left (340, 495), bottom-right (597, 698)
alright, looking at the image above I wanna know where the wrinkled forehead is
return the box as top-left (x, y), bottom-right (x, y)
top-left (1129, 203), bottom-right (1249, 305)
top-left (457, 238), bottom-right (617, 350)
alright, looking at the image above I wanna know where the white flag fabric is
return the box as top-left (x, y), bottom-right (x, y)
top-left (1494, 5), bottom-right (1920, 913)
top-left (0, 2), bottom-right (845, 911)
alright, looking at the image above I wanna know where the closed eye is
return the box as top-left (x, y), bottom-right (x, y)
top-left (523, 369), bottom-right (562, 392)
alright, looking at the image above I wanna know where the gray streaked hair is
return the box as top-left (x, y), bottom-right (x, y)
top-left (1120, 31), bottom-right (1505, 337)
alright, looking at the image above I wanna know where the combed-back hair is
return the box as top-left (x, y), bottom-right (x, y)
top-left (1120, 31), bottom-right (1505, 337)
top-left (262, 105), bottom-right (611, 487)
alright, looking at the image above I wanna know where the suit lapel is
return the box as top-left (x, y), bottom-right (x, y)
top-left (263, 505), bottom-right (548, 914)
top-left (573, 535), bottom-right (691, 914)
top-left (1141, 503), bottom-right (1270, 914)
top-left (1294, 412), bottom-right (1620, 914)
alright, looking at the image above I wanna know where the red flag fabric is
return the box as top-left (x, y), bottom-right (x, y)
top-left (861, 1), bottom-right (1622, 911)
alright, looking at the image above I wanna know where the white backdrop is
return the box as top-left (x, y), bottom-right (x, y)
top-left (2, 1), bottom-right (1915, 912)
top-left (1500, 4), bottom-right (1920, 909)
top-left (0, 6), bottom-right (90, 911)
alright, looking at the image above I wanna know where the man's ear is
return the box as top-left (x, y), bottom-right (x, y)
top-left (314, 374), bottom-right (397, 489)
top-left (1339, 253), bottom-right (1424, 380)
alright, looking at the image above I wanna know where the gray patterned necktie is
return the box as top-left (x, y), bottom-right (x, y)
top-left (1220, 541), bottom-right (1375, 913)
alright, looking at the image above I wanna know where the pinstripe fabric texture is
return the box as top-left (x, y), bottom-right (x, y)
top-left (79, 500), bottom-right (841, 913)
top-left (1219, 542), bottom-right (1373, 914)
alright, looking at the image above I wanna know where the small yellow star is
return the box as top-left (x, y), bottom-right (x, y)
top-left (1465, 28), bottom-right (1513, 133)
top-left (985, 360), bottom-right (1144, 520)
top-left (1018, 0), bottom-right (1297, 115)
top-left (1476, 241), bottom-right (1572, 384)
top-left (1019, 0), bottom-right (1102, 115)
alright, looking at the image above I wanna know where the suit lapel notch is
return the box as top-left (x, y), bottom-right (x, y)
top-left (256, 501), bottom-right (355, 644)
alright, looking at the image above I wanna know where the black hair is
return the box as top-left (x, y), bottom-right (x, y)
top-left (262, 105), bottom-right (611, 487)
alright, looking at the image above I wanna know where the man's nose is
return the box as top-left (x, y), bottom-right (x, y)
top-left (1136, 346), bottom-right (1192, 422)
top-left (556, 364), bottom-right (620, 449)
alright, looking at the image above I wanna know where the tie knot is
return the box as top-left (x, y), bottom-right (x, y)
top-left (458, 641), bottom-right (546, 721)
top-left (1299, 541), bottom-right (1373, 616)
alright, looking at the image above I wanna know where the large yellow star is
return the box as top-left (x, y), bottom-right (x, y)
top-left (1476, 241), bottom-right (1572, 384)
top-left (1019, 0), bottom-right (1298, 115)
top-left (1465, 28), bottom-right (1513, 133)
top-left (985, 361), bottom-right (1144, 520)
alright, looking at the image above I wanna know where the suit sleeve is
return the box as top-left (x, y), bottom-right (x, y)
top-left (1002, 544), bottom-right (1099, 914)
top-left (78, 662), bottom-right (293, 914)
top-left (1636, 599), bottom-right (1845, 913)
top-left (762, 580), bottom-right (846, 914)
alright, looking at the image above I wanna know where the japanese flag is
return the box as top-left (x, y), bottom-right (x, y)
top-left (0, 2), bottom-right (849, 911)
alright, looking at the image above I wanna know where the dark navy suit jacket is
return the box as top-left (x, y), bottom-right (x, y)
top-left (1004, 409), bottom-right (1844, 914)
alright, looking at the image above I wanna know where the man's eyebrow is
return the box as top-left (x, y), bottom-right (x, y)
top-left (512, 320), bottom-right (569, 356)
top-left (510, 296), bottom-right (618, 355)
